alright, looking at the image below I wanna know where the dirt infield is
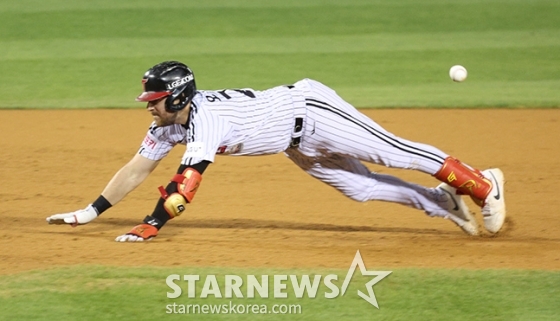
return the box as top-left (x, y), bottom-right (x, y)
top-left (1, 109), bottom-right (559, 274)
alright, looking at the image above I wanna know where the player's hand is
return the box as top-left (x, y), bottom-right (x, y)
top-left (46, 204), bottom-right (98, 226)
top-left (115, 223), bottom-right (158, 242)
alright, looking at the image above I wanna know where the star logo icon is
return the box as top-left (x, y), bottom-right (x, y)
top-left (340, 250), bottom-right (392, 308)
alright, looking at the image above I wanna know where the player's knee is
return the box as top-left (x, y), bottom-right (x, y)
top-left (349, 194), bottom-right (370, 202)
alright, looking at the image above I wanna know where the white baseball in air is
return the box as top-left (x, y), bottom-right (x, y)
top-left (449, 65), bottom-right (467, 82)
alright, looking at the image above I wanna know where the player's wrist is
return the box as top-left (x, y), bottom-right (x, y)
top-left (91, 195), bottom-right (112, 215)
top-left (142, 215), bottom-right (164, 230)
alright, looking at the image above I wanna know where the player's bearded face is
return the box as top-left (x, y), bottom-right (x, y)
top-left (146, 98), bottom-right (177, 126)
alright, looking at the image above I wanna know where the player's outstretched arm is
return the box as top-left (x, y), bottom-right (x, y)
top-left (46, 153), bottom-right (160, 226)
top-left (100, 153), bottom-right (161, 205)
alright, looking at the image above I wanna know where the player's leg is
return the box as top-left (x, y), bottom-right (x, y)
top-left (295, 79), bottom-right (448, 174)
top-left (284, 148), bottom-right (478, 235)
top-left (293, 78), bottom-right (505, 233)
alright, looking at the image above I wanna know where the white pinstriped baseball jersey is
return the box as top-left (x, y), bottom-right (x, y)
top-left (138, 84), bottom-right (305, 165)
top-left (139, 78), bottom-right (455, 219)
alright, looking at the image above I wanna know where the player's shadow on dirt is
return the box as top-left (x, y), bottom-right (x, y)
top-left (96, 217), bottom-right (457, 236)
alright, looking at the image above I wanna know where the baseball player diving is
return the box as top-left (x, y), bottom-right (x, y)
top-left (46, 61), bottom-right (506, 241)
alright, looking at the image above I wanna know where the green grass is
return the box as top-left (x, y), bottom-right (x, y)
top-left (0, 266), bottom-right (558, 320)
top-left (0, 0), bottom-right (559, 108)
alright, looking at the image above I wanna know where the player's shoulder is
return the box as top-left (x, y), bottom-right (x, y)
top-left (147, 121), bottom-right (160, 135)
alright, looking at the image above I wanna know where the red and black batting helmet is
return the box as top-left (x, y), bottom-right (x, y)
top-left (136, 61), bottom-right (197, 112)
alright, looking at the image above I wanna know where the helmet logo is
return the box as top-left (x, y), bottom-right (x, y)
top-left (166, 75), bottom-right (194, 90)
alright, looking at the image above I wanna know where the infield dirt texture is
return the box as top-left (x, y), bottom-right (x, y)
top-left (2, 108), bottom-right (559, 272)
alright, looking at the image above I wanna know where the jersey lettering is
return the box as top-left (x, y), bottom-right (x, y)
top-left (184, 142), bottom-right (205, 157)
top-left (206, 89), bottom-right (256, 102)
top-left (218, 89), bottom-right (256, 99)
top-left (143, 136), bottom-right (157, 149)
top-left (205, 94), bottom-right (221, 102)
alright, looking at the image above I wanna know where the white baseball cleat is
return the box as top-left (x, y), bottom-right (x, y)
top-left (437, 183), bottom-right (479, 236)
top-left (480, 168), bottom-right (506, 233)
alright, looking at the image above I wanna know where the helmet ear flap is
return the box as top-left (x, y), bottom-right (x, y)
top-left (164, 81), bottom-right (196, 113)
top-left (164, 87), bottom-right (188, 112)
